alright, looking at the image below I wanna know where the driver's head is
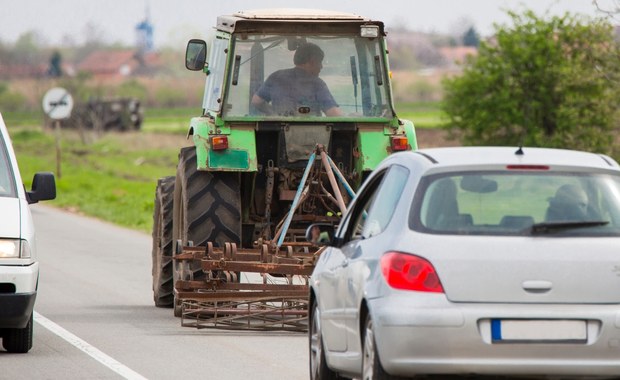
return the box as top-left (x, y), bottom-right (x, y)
top-left (552, 184), bottom-right (588, 220)
top-left (294, 43), bottom-right (324, 76)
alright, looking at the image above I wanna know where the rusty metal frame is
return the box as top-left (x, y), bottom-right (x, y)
top-left (174, 145), bottom-right (352, 331)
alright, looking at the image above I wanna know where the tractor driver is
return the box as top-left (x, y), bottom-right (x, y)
top-left (251, 42), bottom-right (343, 117)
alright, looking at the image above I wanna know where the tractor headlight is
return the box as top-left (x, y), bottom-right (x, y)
top-left (360, 25), bottom-right (379, 38)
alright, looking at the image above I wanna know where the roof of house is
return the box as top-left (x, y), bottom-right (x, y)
top-left (77, 50), bottom-right (138, 74)
top-left (439, 46), bottom-right (478, 64)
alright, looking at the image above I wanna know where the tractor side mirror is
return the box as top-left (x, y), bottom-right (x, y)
top-left (186, 39), bottom-right (207, 71)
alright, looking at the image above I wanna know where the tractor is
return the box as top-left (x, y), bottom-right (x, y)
top-left (151, 9), bottom-right (417, 327)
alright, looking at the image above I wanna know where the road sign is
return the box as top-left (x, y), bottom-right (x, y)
top-left (42, 87), bottom-right (74, 120)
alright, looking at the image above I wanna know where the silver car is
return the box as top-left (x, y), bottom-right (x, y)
top-left (309, 146), bottom-right (620, 379)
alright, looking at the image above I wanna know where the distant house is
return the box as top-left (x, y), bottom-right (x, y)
top-left (77, 49), bottom-right (161, 81)
top-left (0, 63), bottom-right (47, 80)
top-left (439, 46), bottom-right (478, 70)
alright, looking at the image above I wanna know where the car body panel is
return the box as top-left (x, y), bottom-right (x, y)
top-left (410, 234), bottom-right (620, 304)
top-left (314, 246), bottom-right (349, 352)
top-left (0, 198), bottom-right (21, 238)
top-left (310, 147), bottom-right (620, 378)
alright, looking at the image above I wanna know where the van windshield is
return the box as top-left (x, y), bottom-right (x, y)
top-left (0, 134), bottom-right (16, 198)
top-left (224, 35), bottom-right (392, 119)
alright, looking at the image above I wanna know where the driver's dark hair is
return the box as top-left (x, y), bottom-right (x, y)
top-left (294, 43), bottom-right (324, 65)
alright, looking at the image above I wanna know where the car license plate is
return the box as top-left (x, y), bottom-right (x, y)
top-left (491, 319), bottom-right (587, 343)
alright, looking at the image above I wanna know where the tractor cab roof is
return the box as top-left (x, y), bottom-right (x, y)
top-left (216, 8), bottom-right (385, 35)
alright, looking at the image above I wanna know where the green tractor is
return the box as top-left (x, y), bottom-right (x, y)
top-left (151, 9), bottom-right (417, 318)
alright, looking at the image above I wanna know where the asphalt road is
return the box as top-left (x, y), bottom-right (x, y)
top-left (0, 205), bottom-right (308, 380)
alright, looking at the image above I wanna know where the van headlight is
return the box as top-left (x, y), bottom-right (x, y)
top-left (0, 240), bottom-right (30, 258)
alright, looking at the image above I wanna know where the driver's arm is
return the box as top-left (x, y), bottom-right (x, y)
top-left (324, 106), bottom-right (343, 117)
top-left (251, 94), bottom-right (274, 115)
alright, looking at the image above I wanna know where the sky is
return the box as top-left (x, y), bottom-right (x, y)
top-left (0, 0), bottom-right (613, 49)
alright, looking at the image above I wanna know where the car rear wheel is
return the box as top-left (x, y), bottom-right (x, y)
top-left (3, 313), bottom-right (33, 353)
top-left (362, 314), bottom-right (405, 380)
top-left (309, 298), bottom-right (340, 380)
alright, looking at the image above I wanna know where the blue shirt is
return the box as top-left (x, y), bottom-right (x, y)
top-left (255, 67), bottom-right (338, 116)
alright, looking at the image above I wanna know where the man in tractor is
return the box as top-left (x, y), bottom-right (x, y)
top-left (251, 42), bottom-right (343, 117)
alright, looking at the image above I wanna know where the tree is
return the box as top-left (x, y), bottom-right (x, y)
top-left (462, 26), bottom-right (480, 47)
top-left (593, 0), bottom-right (620, 17)
top-left (48, 51), bottom-right (63, 77)
top-left (442, 10), bottom-right (620, 156)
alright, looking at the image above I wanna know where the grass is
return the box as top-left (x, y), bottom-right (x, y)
top-left (7, 102), bottom-right (444, 233)
top-left (396, 102), bottom-right (445, 129)
top-left (11, 127), bottom-right (181, 233)
top-left (2, 111), bottom-right (44, 127)
top-left (141, 107), bottom-right (202, 133)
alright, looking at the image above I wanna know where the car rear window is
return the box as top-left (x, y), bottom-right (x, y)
top-left (410, 171), bottom-right (620, 236)
top-left (0, 134), bottom-right (16, 198)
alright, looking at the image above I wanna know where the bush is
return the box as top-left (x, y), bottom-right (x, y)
top-left (154, 87), bottom-right (186, 108)
top-left (442, 10), bottom-right (620, 156)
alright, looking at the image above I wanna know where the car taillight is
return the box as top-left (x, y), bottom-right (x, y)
top-left (380, 252), bottom-right (444, 293)
top-left (210, 135), bottom-right (228, 150)
top-left (390, 136), bottom-right (409, 151)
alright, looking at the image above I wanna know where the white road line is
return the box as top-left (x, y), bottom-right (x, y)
top-left (34, 311), bottom-right (148, 380)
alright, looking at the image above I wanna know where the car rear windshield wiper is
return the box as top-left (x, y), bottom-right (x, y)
top-left (530, 220), bottom-right (609, 234)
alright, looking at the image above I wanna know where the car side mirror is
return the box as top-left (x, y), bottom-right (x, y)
top-left (27, 172), bottom-right (56, 204)
top-left (185, 39), bottom-right (207, 71)
top-left (305, 223), bottom-right (335, 246)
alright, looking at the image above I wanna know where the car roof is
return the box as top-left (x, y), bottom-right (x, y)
top-left (391, 146), bottom-right (619, 172)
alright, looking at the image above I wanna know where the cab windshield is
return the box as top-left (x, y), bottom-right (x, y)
top-left (224, 34), bottom-right (392, 119)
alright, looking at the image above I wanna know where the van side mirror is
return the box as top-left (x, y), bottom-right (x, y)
top-left (27, 172), bottom-right (56, 204)
top-left (185, 39), bottom-right (207, 71)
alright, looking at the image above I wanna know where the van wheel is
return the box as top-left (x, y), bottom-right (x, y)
top-left (3, 313), bottom-right (33, 353)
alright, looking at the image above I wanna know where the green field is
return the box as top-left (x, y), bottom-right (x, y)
top-left (6, 103), bottom-right (443, 232)
top-left (11, 127), bottom-right (180, 232)
top-left (396, 102), bottom-right (445, 129)
top-left (2, 102), bottom-right (444, 130)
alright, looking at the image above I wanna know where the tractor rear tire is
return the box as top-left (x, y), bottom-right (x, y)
top-left (151, 176), bottom-right (175, 308)
top-left (172, 147), bottom-right (241, 316)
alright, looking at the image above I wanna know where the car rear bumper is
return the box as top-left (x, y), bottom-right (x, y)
top-left (0, 292), bottom-right (36, 328)
top-left (369, 296), bottom-right (620, 377)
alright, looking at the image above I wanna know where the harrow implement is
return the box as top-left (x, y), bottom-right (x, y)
top-left (174, 145), bottom-right (352, 330)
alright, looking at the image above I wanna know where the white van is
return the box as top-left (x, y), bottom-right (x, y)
top-left (0, 113), bottom-right (55, 353)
